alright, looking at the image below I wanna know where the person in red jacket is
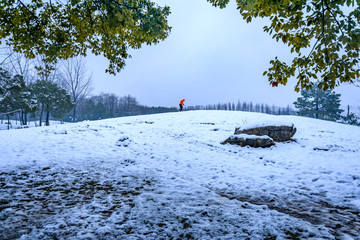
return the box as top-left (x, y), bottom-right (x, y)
top-left (179, 99), bottom-right (185, 111)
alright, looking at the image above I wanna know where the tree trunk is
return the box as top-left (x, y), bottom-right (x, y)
top-left (24, 112), bottom-right (28, 125)
top-left (20, 111), bottom-right (26, 125)
top-left (18, 112), bottom-right (22, 125)
top-left (7, 115), bottom-right (10, 130)
top-left (315, 95), bottom-right (319, 119)
top-left (45, 111), bottom-right (50, 126)
top-left (315, 89), bottom-right (321, 119)
top-left (72, 103), bottom-right (77, 122)
top-left (39, 107), bottom-right (44, 126)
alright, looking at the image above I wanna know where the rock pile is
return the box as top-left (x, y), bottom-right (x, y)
top-left (222, 122), bottom-right (296, 148)
top-left (222, 134), bottom-right (275, 148)
top-left (235, 124), bottom-right (297, 142)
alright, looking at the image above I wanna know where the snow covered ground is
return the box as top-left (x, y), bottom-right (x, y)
top-left (0, 120), bottom-right (62, 130)
top-left (0, 110), bottom-right (359, 239)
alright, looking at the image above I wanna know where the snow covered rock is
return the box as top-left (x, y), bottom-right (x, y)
top-left (234, 122), bottom-right (296, 142)
top-left (221, 134), bottom-right (275, 148)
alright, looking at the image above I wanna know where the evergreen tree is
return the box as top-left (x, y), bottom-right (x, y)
top-left (294, 87), bottom-right (344, 121)
top-left (19, 86), bottom-right (38, 125)
top-left (285, 105), bottom-right (292, 115)
top-left (341, 105), bottom-right (360, 126)
top-left (265, 104), bottom-right (271, 114)
top-left (341, 113), bottom-right (360, 126)
top-left (249, 102), bottom-right (253, 112)
top-left (272, 105), bottom-right (276, 115)
top-left (236, 101), bottom-right (241, 111)
top-left (0, 68), bottom-right (22, 128)
top-left (51, 90), bottom-right (74, 123)
top-left (0, 68), bottom-right (37, 127)
top-left (242, 102), bottom-right (247, 111)
top-left (0, 68), bottom-right (22, 113)
top-left (30, 80), bottom-right (73, 126)
top-left (260, 103), bottom-right (265, 113)
top-left (254, 104), bottom-right (260, 112)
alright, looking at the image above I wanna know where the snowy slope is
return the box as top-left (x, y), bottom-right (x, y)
top-left (0, 110), bottom-right (359, 239)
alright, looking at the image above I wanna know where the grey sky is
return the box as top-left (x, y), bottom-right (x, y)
top-left (87, 0), bottom-right (360, 111)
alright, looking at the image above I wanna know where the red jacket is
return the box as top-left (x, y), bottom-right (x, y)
top-left (180, 99), bottom-right (185, 105)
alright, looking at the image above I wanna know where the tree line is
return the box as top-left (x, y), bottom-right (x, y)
top-left (69, 93), bottom-right (177, 122)
top-left (185, 102), bottom-right (296, 116)
top-left (185, 87), bottom-right (360, 126)
top-left (70, 96), bottom-right (296, 122)
top-left (0, 66), bottom-right (177, 128)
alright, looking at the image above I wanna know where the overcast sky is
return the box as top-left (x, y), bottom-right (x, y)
top-left (86, 0), bottom-right (360, 111)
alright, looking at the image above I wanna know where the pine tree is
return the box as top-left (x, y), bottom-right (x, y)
top-left (236, 101), bottom-right (241, 111)
top-left (0, 68), bottom-right (37, 127)
top-left (249, 102), bottom-right (253, 112)
top-left (242, 102), bottom-right (247, 111)
top-left (261, 103), bottom-right (265, 113)
top-left (341, 113), bottom-right (359, 126)
top-left (294, 87), bottom-right (344, 121)
top-left (51, 89), bottom-right (74, 123)
top-left (341, 105), bottom-right (360, 126)
top-left (29, 80), bottom-right (73, 126)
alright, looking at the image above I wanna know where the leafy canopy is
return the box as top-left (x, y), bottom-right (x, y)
top-left (208, 0), bottom-right (360, 91)
top-left (0, 0), bottom-right (171, 74)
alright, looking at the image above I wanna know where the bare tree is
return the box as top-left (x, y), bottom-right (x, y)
top-left (0, 44), bottom-right (13, 67)
top-left (2, 46), bottom-right (62, 84)
top-left (60, 57), bottom-right (92, 122)
top-left (3, 46), bottom-right (35, 85)
top-left (119, 95), bottom-right (139, 116)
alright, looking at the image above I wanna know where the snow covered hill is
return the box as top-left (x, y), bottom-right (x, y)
top-left (1, 110), bottom-right (359, 239)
